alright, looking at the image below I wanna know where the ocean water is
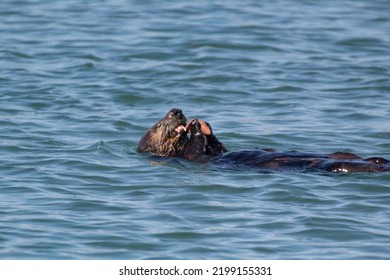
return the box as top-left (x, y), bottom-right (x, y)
top-left (1, 0), bottom-right (390, 259)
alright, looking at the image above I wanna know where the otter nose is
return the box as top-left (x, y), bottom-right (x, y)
top-left (170, 108), bottom-right (183, 117)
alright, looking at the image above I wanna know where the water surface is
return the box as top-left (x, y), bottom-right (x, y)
top-left (1, 0), bottom-right (390, 259)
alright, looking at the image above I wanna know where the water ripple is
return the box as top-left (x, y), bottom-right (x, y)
top-left (1, 0), bottom-right (390, 260)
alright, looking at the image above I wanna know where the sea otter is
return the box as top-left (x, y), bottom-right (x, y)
top-left (138, 109), bottom-right (390, 173)
top-left (137, 108), bottom-right (188, 157)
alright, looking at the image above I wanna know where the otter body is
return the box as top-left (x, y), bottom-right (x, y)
top-left (138, 109), bottom-right (390, 173)
top-left (213, 150), bottom-right (390, 173)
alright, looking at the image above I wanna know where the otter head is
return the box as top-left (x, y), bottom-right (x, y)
top-left (181, 119), bottom-right (227, 161)
top-left (138, 108), bottom-right (188, 157)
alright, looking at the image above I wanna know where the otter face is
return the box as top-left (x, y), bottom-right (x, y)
top-left (160, 108), bottom-right (187, 138)
top-left (138, 108), bottom-right (188, 157)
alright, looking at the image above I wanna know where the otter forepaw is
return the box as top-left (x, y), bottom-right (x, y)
top-left (175, 125), bottom-right (187, 137)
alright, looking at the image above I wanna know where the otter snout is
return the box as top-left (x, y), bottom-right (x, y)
top-left (167, 108), bottom-right (186, 125)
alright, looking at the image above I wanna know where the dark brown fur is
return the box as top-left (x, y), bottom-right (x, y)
top-left (138, 108), bottom-right (187, 157)
top-left (138, 109), bottom-right (390, 173)
top-left (179, 117), bottom-right (390, 173)
top-left (181, 119), bottom-right (227, 161)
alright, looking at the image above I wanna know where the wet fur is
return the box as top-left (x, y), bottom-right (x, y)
top-left (180, 118), bottom-right (390, 173)
top-left (138, 109), bottom-right (187, 157)
top-left (181, 119), bottom-right (227, 162)
top-left (138, 109), bottom-right (390, 173)
top-left (214, 150), bottom-right (390, 173)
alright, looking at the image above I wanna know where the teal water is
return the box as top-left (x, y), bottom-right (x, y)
top-left (1, 0), bottom-right (390, 259)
